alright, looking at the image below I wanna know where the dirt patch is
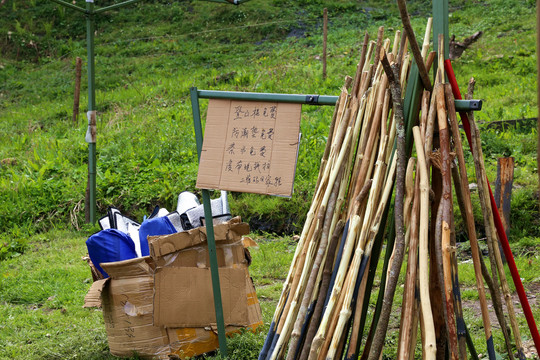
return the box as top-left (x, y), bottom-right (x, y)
top-left (462, 282), bottom-right (539, 358)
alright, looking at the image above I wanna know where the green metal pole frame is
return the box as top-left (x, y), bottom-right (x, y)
top-left (86, 0), bottom-right (97, 224)
top-left (191, 87), bottom-right (229, 357)
top-left (190, 87), bottom-right (340, 358)
top-left (433, 0), bottom-right (449, 73)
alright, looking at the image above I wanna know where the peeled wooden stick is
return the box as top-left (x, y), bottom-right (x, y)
top-left (352, 32), bottom-right (370, 99)
top-left (366, 50), bottom-right (407, 360)
top-left (373, 26), bottom-right (384, 71)
top-left (446, 84), bottom-right (497, 360)
top-left (464, 85), bottom-right (524, 360)
top-left (308, 215), bottom-right (361, 360)
top-left (443, 85), bottom-right (467, 360)
top-left (396, 0), bottom-right (432, 91)
top-left (421, 17), bottom-right (433, 61)
top-left (270, 125), bottom-right (356, 360)
top-left (413, 126), bottom-right (436, 360)
top-left (286, 165), bottom-right (345, 360)
top-left (397, 159), bottom-right (420, 360)
top-left (344, 153), bottom-right (397, 360)
top-left (470, 119), bottom-right (526, 360)
top-left (297, 220), bottom-right (345, 360)
top-left (436, 82), bottom-right (459, 360)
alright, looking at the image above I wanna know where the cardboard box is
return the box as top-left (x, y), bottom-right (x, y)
top-left (84, 257), bottom-right (171, 359)
top-left (84, 217), bottom-right (263, 359)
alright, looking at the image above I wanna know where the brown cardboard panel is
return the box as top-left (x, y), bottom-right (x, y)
top-left (153, 267), bottom-right (248, 328)
top-left (83, 278), bottom-right (108, 308)
top-left (152, 243), bottom-right (247, 269)
top-left (100, 265), bottom-right (171, 359)
top-left (100, 256), bottom-right (154, 279)
top-left (196, 99), bottom-right (302, 197)
top-left (166, 274), bottom-right (263, 359)
top-left (148, 217), bottom-right (249, 259)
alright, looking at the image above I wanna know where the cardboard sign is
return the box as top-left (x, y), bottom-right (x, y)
top-left (196, 99), bottom-right (302, 197)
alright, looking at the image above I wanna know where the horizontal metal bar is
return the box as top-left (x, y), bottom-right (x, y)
top-left (454, 99), bottom-right (482, 111)
top-left (196, 90), bottom-right (483, 111)
top-left (199, 0), bottom-right (253, 4)
top-left (94, 0), bottom-right (145, 14)
top-left (49, 0), bottom-right (86, 13)
top-left (196, 90), bottom-right (339, 105)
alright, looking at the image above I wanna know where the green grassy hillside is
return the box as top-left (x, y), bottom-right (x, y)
top-left (0, 0), bottom-right (538, 255)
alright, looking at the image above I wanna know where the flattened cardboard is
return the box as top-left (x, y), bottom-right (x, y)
top-left (99, 257), bottom-right (171, 359)
top-left (153, 267), bottom-right (248, 328)
top-left (83, 278), bottom-right (108, 308)
top-left (148, 216), bottom-right (249, 268)
top-left (167, 273), bottom-right (263, 359)
top-left (197, 99), bottom-right (302, 197)
top-left (148, 216), bottom-right (249, 259)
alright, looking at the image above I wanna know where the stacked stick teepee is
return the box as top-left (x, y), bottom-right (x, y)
top-left (258, 11), bottom-right (535, 360)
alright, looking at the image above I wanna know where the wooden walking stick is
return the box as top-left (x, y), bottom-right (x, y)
top-left (412, 126), bottom-right (437, 360)
top-left (435, 82), bottom-right (459, 360)
top-left (352, 32), bottom-right (370, 99)
top-left (308, 215), bottom-right (361, 360)
top-left (268, 204), bottom-right (325, 360)
top-left (445, 60), bottom-right (540, 354)
top-left (445, 81), bottom-right (497, 360)
top-left (328, 140), bottom-right (394, 360)
top-left (464, 82), bottom-right (523, 360)
top-left (450, 161), bottom-right (480, 360)
top-left (397, 159), bottom-right (421, 360)
top-left (466, 81), bottom-right (516, 360)
top-left (366, 50), bottom-right (407, 360)
top-left (287, 165), bottom-right (345, 360)
top-left (470, 118), bottom-right (527, 360)
top-left (443, 85), bottom-right (468, 360)
top-left (396, 0), bottom-right (432, 91)
top-left (270, 125), bottom-right (356, 360)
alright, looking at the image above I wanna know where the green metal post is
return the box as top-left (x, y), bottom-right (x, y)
top-left (190, 87), bottom-right (228, 358)
top-left (86, 0), bottom-right (97, 224)
top-left (433, 0), bottom-right (449, 76)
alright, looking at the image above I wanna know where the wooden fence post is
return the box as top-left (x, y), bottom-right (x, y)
top-left (322, 8), bottom-right (327, 80)
top-left (494, 157), bottom-right (514, 264)
top-left (73, 57), bottom-right (82, 124)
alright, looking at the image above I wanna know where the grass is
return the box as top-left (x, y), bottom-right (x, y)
top-left (1, 231), bottom-right (538, 359)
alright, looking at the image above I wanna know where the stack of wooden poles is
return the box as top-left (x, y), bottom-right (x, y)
top-left (258, 16), bottom-right (530, 360)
